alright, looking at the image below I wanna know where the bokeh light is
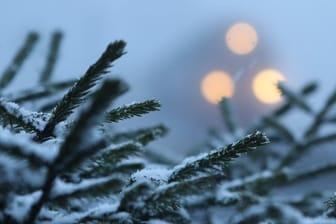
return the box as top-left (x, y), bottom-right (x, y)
top-left (252, 69), bottom-right (285, 104)
top-left (201, 70), bottom-right (234, 104)
top-left (226, 22), bottom-right (258, 55)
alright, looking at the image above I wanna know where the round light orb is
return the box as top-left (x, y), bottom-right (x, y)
top-left (201, 70), bottom-right (234, 104)
top-left (226, 22), bottom-right (258, 55)
top-left (252, 69), bottom-right (285, 104)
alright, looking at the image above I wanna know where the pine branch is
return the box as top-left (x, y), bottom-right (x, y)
top-left (111, 124), bottom-right (168, 146)
top-left (39, 99), bottom-right (62, 112)
top-left (25, 79), bottom-right (126, 224)
top-left (0, 98), bottom-right (44, 133)
top-left (288, 163), bottom-right (336, 186)
top-left (150, 211), bottom-right (191, 224)
top-left (144, 175), bottom-right (223, 216)
top-left (222, 170), bottom-right (287, 194)
top-left (0, 139), bottom-right (49, 168)
top-left (38, 41), bottom-right (126, 140)
top-left (326, 195), bottom-right (336, 215)
top-left (323, 114), bottom-right (336, 123)
top-left (144, 150), bottom-right (176, 166)
top-left (39, 31), bottom-right (63, 84)
top-left (303, 133), bottom-right (336, 149)
top-left (249, 83), bottom-right (317, 139)
top-left (56, 79), bottom-right (128, 171)
top-left (111, 162), bottom-right (144, 175)
top-left (78, 142), bottom-right (142, 178)
top-left (219, 98), bottom-right (237, 135)
top-left (272, 82), bottom-right (317, 117)
top-left (105, 99), bottom-right (160, 123)
top-left (305, 88), bottom-right (336, 138)
top-left (168, 131), bottom-right (270, 182)
top-left (0, 32), bottom-right (39, 90)
top-left (10, 79), bottom-right (76, 103)
top-left (51, 177), bottom-right (124, 206)
top-left (223, 163), bottom-right (336, 195)
top-left (278, 83), bottom-right (312, 114)
top-left (118, 182), bottom-right (153, 213)
top-left (262, 117), bottom-right (295, 143)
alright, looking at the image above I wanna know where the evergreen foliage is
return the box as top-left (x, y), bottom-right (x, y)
top-left (184, 82), bottom-right (336, 223)
top-left (0, 32), bottom-right (335, 224)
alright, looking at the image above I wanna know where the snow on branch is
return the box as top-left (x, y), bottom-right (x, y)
top-left (39, 41), bottom-right (127, 141)
top-left (0, 98), bottom-right (49, 133)
top-left (168, 131), bottom-right (270, 182)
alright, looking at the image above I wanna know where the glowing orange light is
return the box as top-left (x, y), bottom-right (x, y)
top-left (226, 22), bottom-right (258, 55)
top-left (201, 70), bottom-right (234, 104)
top-left (252, 69), bottom-right (285, 104)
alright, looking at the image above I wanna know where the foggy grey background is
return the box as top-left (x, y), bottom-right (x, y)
top-left (1, 1), bottom-right (336, 159)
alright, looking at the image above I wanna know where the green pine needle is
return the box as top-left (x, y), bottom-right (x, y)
top-left (0, 32), bottom-right (39, 90)
top-left (52, 177), bottom-right (124, 206)
top-left (40, 31), bottom-right (63, 84)
top-left (272, 82), bottom-right (317, 117)
top-left (168, 131), bottom-right (270, 182)
top-left (278, 83), bottom-right (312, 114)
top-left (305, 88), bottom-right (336, 138)
top-left (326, 195), bottom-right (336, 209)
top-left (0, 99), bottom-right (43, 133)
top-left (145, 175), bottom-right (223, 216)
top-left (78, 142), bottom-right (142, 178)
top-left (262, 117), bottom-right (295, 143)
top-left (219, 98), bottom-right (237, 135)
top-left (56, 79), bottom-right (128, 171)
top-left (111, 124), bottom-right (168, 146)
top-left (11, 79), bottom-right (76, 103)
top-left (105, 99), bottom-right (161, 123)
top-left (0, 141), bottom-right (49, 168)
top-left (39, 41), bottom-right (126, 140)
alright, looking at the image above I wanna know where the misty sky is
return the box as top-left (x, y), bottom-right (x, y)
top-left (1, 1), bottom-right (336, 157)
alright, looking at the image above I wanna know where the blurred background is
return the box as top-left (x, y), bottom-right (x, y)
top-left (1, 1), bottom-right (336, 159)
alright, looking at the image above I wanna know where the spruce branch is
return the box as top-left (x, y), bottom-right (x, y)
top-left (272, 82), bottom-right (317, 117)
top-left (326, 195), bottom-right (336, 213)
top-left (303, 133), bottom-right (336, 149)
top-left (111, 162), bottom-right (144, 175)
top-left (219, 98), bottom-right (237, 135)
top-left (222, 163), bottom-right (336, 195)
top-left (150, 211), bottom-right (191, 224)
top-left (39, 99), bottom-right (62, 112)
top-left (0, 98), bottom-right (43, 133)
top-left (56, 79), bottom-right (128, 170)
top-left (144, 150), bottom-right (176, 166)
top-left (305, 88), bottom-right (336, 138)
top-left (39, 31), bottom-right (63, 84)
top-left (51, 177), bottom-right (124, 206)
top-left (262, 117), bottom-right (295, 143)
top-left (0, 140), bottom-right (49, 168)
top-left (278, 83), bottom-right (312, 114)
top-left (25, 79), bottom-right (127, 224)
top-left (0, 32), bottom-right (39, 90)
top-left (145, 175), bottom-right (223, 216)
top-left (105, 99), bottom-right (160, 123)
top-left (39, 41), bottom-right (126, 140)
top-left (118, 182), bottom-right (153, 213)
top-left (10, 79), bottom-right (76, 103)
top-left (111, 124), bottom-right (168, 146)
top-left (288, 163), bottom-right (336, 186)
top-left (168, 131), bottom-right (270, 183)
top-left (78, 142), bottom-right (142, 178)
